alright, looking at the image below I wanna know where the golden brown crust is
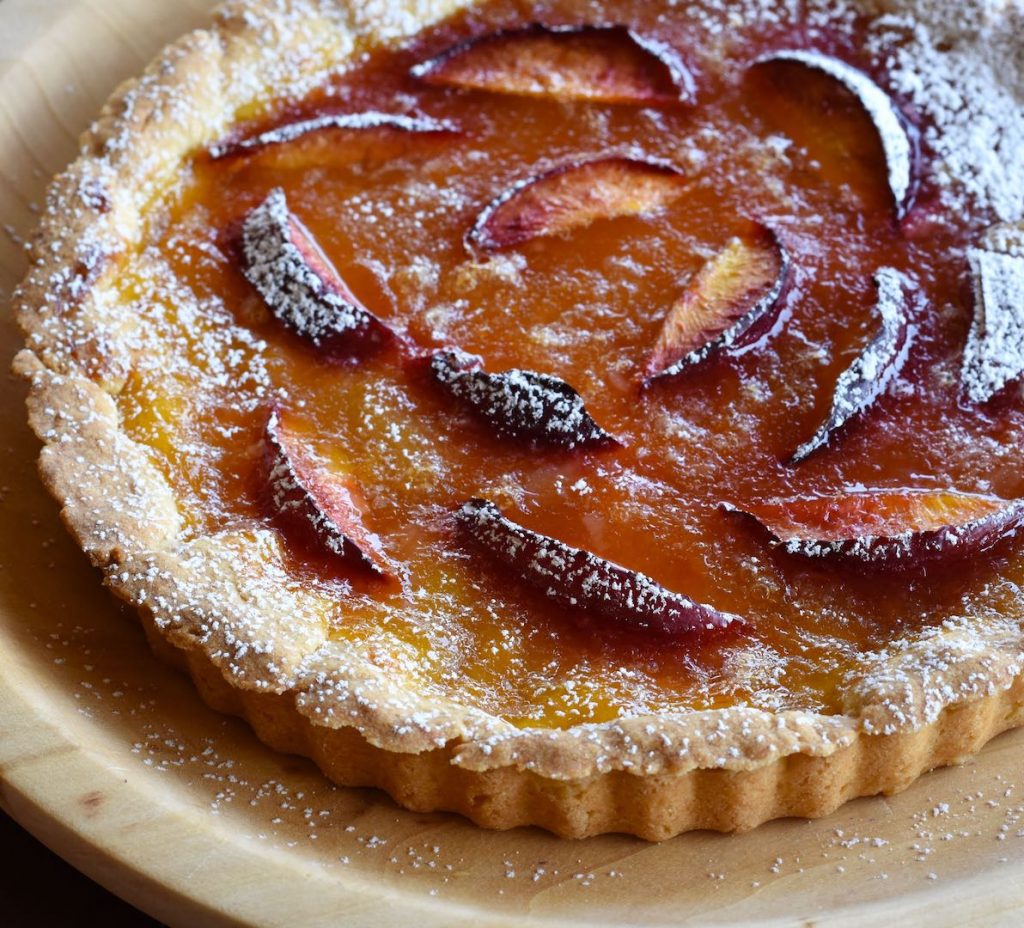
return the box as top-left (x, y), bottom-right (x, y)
top-left (13, 0), bottom-right (1024, 839)
top-left (143, 618), bottom-right (1024, 839)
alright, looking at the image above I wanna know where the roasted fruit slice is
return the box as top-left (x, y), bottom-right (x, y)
top-left (429, 348), bottom-right (618, 450)
top-left (457, 499), bottom-right (742, 635)
top-left (960, 222), bottom-right (1024, 404)
top-left (644, 223), bottom-right (790, 383)
top-left (468, 155), bottom-right (687, 252)
top-left (789, 268), bottom-right (916, 464)
top-left (411, 24), bottom-right (695, 106)
top-left (241, 188), bottom-right (393, 354)
top-left (264, 409), bottom-right (392, 577)
top-left (209, 111), bottom-right (459, 163)
top-left (750, 49), bottom-right (917, 218)
top-left (723, 489), bottom-right (1024, 566)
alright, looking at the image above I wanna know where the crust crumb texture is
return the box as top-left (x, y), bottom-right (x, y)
top-left (13, 0), bottom-right (1024, 838)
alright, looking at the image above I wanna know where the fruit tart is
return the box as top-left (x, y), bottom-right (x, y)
top-left (14, 0), bottom-right (1024, 839)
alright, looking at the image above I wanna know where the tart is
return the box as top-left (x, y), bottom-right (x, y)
top-left (13, 0), bottom-right (1024, 840)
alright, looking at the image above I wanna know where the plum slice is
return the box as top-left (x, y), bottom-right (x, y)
top-left (457, 498), bottom-right (742, 635)
top-left (644, 223), bottom-right (790, 383)
top-left (264, 409), bottom-right (392, 577)
top-left (723, 488), bottom-right (1024, 566)
top-left (960, 222), bottom-right (1024, 404)
top-left (468, 155), bottom-right (687, 252)
top-left (241, 188), bottom-right (393, 355)
top-left (750, 50), bottom-right (917, 218)
top-left (789, 267), bottom-right (917, 464)
top-left (429, 348), bottom-right (618, 450)
top-left (411, 24), bottom-right (695, 106)
top-left (209, 111), bottom-right (459, 163)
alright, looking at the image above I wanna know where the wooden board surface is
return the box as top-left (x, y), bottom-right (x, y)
top-left (1, 1), bottom-right (1023, 925)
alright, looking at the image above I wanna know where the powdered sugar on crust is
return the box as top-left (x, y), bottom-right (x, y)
top-left (430, 347), bottom-right (618, 449)
top-left (451, 706), bottom-right (858, 777)
top-left (753, 49), bottom-right (917, 217)
top-left (867, 2), bottom-right (1024, 222)
top-left (960, 222), bottom-right (1024, 404)
top-left (242, 187), bottom-right (384, 347)
top-left (457, 498), bottom-right (742, 635)
top-left (844, 612), bottom-right (1024, 734)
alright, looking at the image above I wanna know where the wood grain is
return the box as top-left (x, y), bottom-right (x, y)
top-left (1, 1), bottom-right (1023, 925)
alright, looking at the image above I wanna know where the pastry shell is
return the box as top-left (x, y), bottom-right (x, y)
top-left (13, 0), bottom-right (1024, 839)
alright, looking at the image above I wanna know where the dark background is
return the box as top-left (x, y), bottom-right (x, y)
top-left (0, 812), bottom-right (162, 926)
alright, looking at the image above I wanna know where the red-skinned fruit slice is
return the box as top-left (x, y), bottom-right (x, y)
top-left (241, 188), bottom-right (394, 355)
top-left (429, 348), bottom-right (619, 450)
top-left (467, 156), bottom-right (687, 252)
top-left (750, 50), bottom-right (918, 218)
top-left (789, 267), bottom-right (917, 464)
top-left (723, 489), bottom-right (1024, 567)
top-left (209, 111), bottom-right (459, 164)
top-left (644, 223), bottom-right (790, 383)
top-left (960, 222), bottom-right (1024, 404)
top-left (411, 24), bottom-right (695, 106)
top-left (457, 498), bottom-right (743, 635)
top-left (264, 409), bottom-right (393, 577)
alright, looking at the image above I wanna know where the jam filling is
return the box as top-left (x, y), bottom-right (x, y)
top-left (121, 0), bottom-right (1024, 728)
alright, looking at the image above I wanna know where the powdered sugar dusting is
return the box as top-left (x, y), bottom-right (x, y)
top-left (241, 187), bottom-right (380, 347)
top-left (457, 498), bottom-right (742, 634)
top-left (789, 267), bottom-right (917, 463)
top-left (754, 49), bottom-right (917, 216)
top-left (12, 0), bottom-right (1024, 805)
top-left (209, 111), bottom-right (459, 159)
top-left (430, 347), bottom-right (618, 449)
top-left (868, 3), bottom-right (1024, 222)
top-left (961, 222), bottom-right (1024, 404)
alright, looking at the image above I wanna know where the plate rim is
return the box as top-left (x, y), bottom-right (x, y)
top-left (1, 1), bottom-right (1023, 925)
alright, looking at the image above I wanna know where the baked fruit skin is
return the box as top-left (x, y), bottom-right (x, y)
top-left (411, 23), bottom-right (697, 106)
top-left (427, 348), bottom-right (619, 449)
top-left (723, 489), bottom-right (1024, 568)
top-left (748, 49), bottom-right (919, 219)
top-left (456, 497), bottom-right (742, 634)
top-left (242, 188), bottom-right (395, 355)
top-left (11, 0), bottom-right (1024, 843)
top-left (643, 222), bottom-right (790, 383)
top-left (208, 111), bottom-right (459, 162)
top-left (264, 409), bottom-right (393, 577)
top-left (466, 155), bottom-right (688, 252)
top-left (788, 267), bottom-right (918, 464)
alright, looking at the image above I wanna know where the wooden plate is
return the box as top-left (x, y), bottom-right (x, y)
top-left (1, 1), bottom-right (1022, 924)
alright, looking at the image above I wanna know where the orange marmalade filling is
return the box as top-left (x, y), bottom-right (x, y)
top-left (122, 0), bottom-right (1024, 728)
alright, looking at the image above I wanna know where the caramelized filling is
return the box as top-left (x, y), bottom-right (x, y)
top-left (119, 0), bottom-right (1024, 728)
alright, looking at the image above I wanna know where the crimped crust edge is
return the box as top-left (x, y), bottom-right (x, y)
top-left (11, 0), bottom-right (1024, 838)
